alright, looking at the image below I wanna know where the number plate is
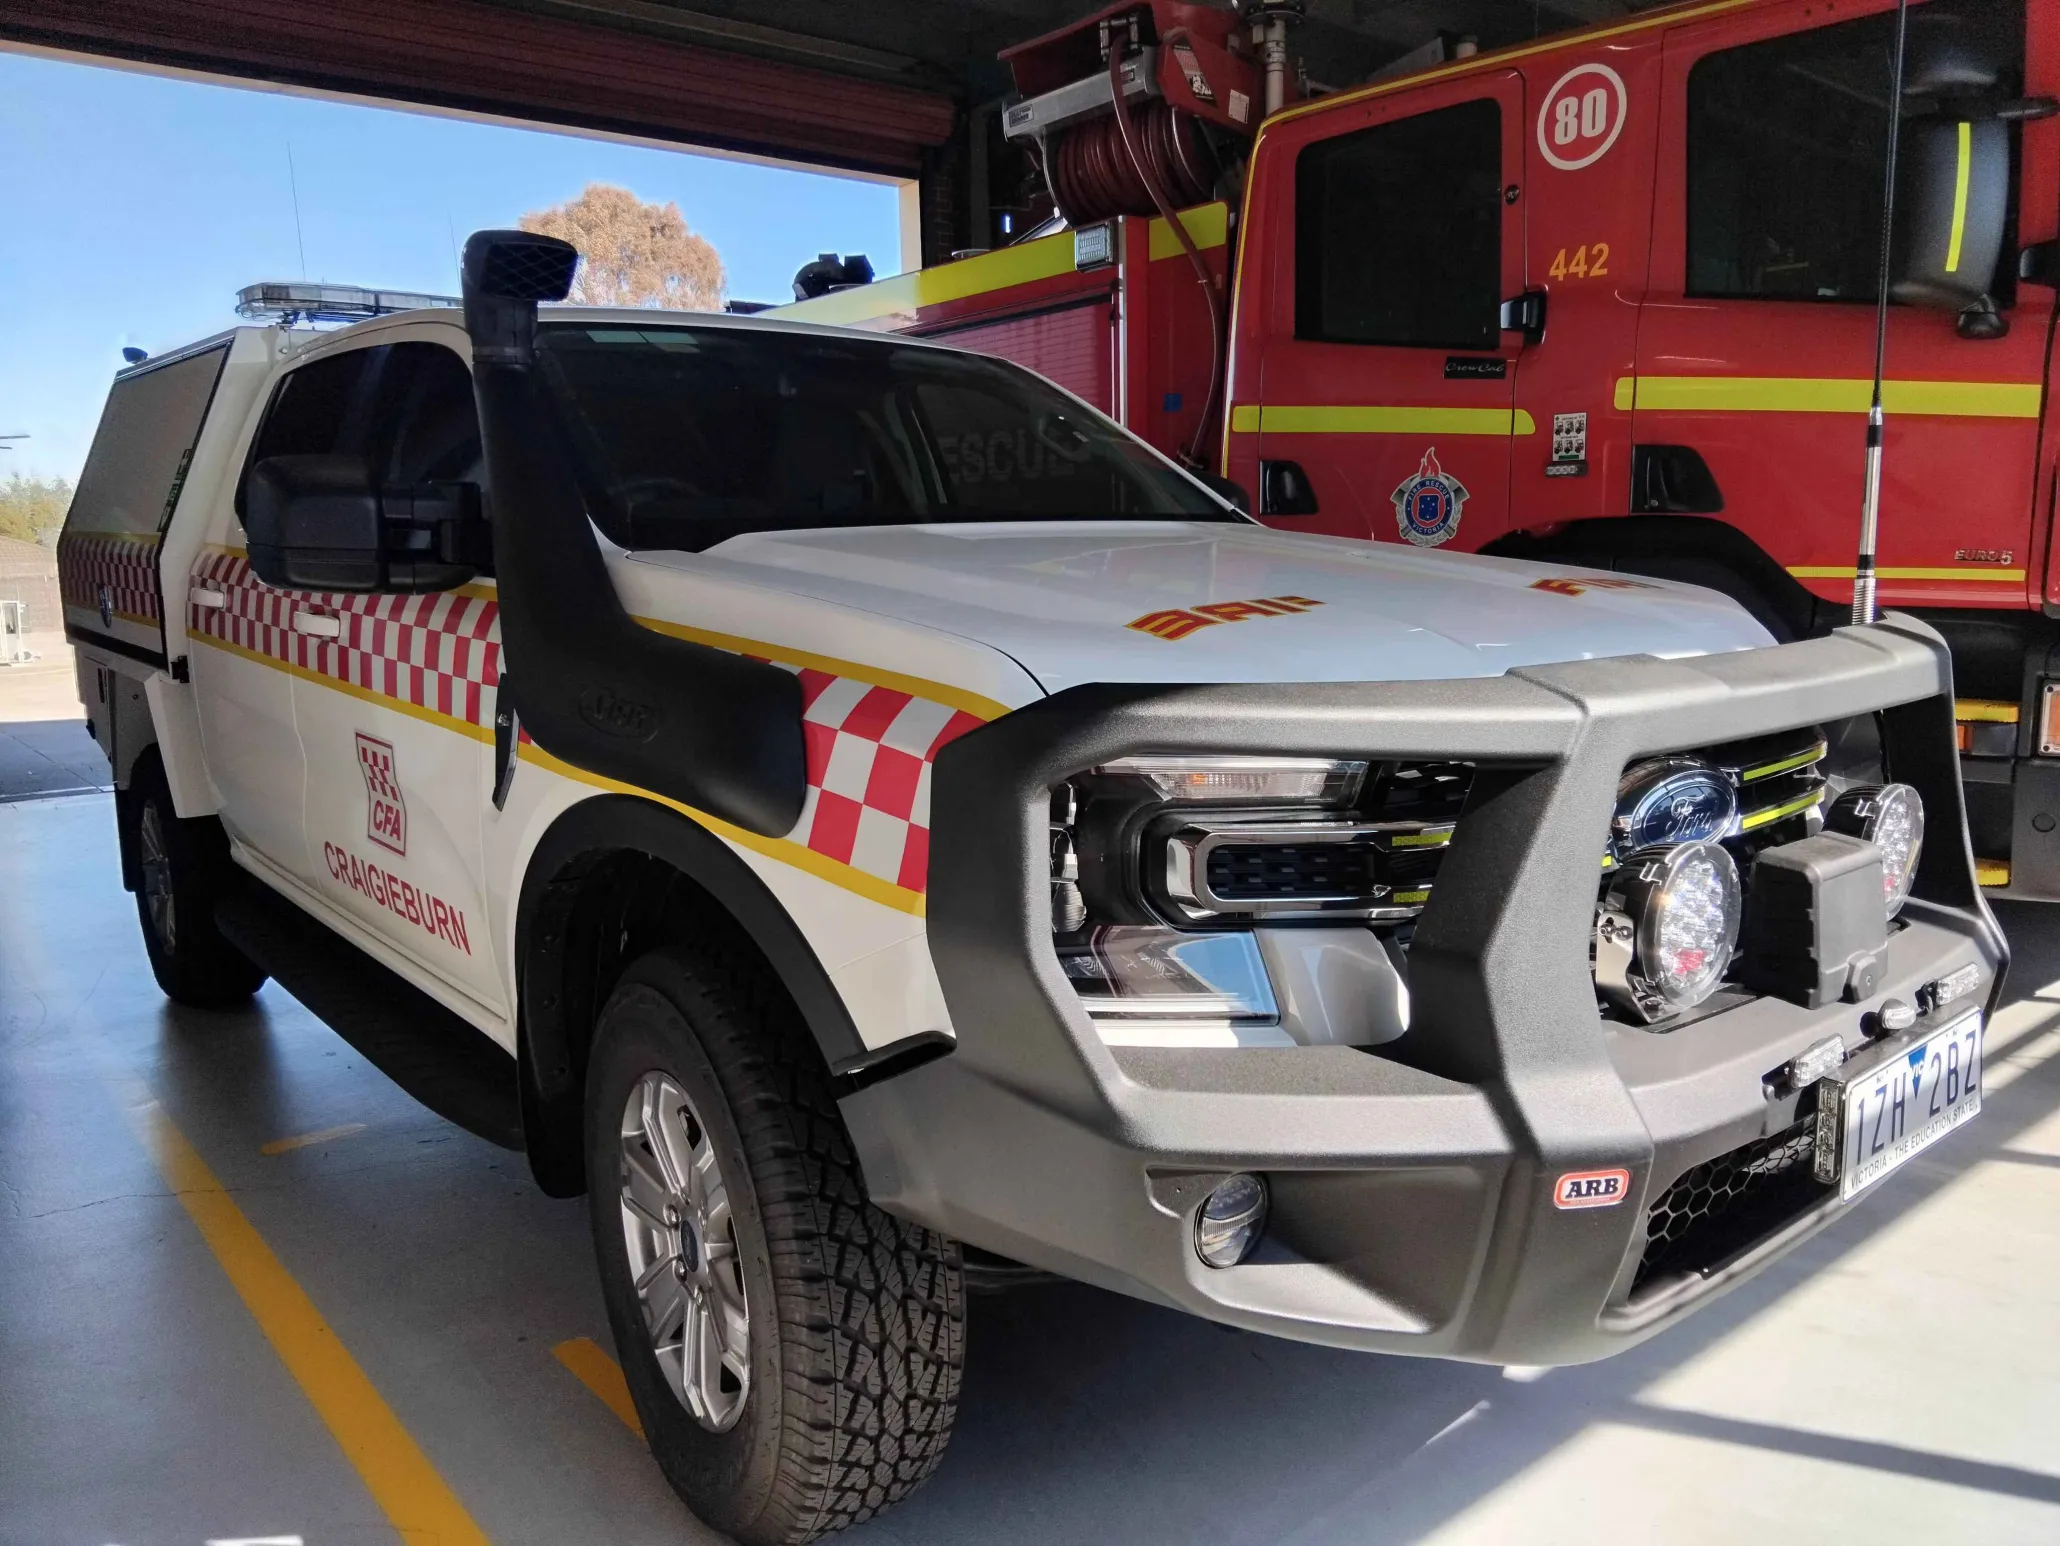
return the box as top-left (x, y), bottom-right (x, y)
top-left (1815, 1011), bottom-right (1983, 1200)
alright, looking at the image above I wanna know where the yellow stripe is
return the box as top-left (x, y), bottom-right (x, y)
top-left (1739, 787), bottom-right (1825, 831)
top-left (1787, 565), bottom-right (2024, 583)
top-left (1620, 375), bottom-right (2041, 418)
top-left (1738, 740), bottom-right (1826, 782)
top-left (1946, 120), bottom-right (1972, 274)
top-left (517, 743), bottom-right (930, 916)
top-left (261, 1123), bottom-right (369, 1155)
top-left (1147, 202), bottom-right (1230, 261)
top-left (554, 1338), bottom-right (644, 1436)
top-left (189, 631), bottom-right (496, 742)
top-left (1227, 404), bottom-right (1537, 436)
top-left (1956, 698), bottom-right (2020, 724)
top-left (1263, 0), bottom-right (1764, 130)
top-left (116, 1085), bottom-right (489, 1544)
top-left (633, 616), bottom-right (1012, 722)
top-left (195, 546), bottom-right (998, 720)
top-left (772, 204), bottom-right (1227, 328)
top-left (1977, 857), bottom-right (2011, 886)
top-left (195, 630), bottom-right (937, 914)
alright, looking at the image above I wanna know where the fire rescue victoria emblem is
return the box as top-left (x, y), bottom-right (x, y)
top-left (1391, 447), bottom-right (1467, 547)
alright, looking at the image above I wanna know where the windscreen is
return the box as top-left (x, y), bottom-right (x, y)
top-left (535, 324), bottom-right (1233, 551)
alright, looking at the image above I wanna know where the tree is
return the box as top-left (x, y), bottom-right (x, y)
top-left (518, 183), bottom-right (725, 310)
top-left (0, 473), bottom-right (71, 547)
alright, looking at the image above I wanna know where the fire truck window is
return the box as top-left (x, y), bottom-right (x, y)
top-left (1687, 0), bottom-right (2022, 302)
top-left (1294, 98), bottom-right (1503, 350)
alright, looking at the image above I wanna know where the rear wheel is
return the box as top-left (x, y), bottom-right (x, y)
top-left (584, 946), bottom-right (964, 1545)
top-left (125, 759), bottom-right (266, 1008)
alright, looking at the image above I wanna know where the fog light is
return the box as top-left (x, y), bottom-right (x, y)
top-left (1825, 783), bottom-right (1924, 917)
top-left (1595, 841), bottom-right (1742, 1023)
top-left (1195, 1174), bottom-right (1267, 1268)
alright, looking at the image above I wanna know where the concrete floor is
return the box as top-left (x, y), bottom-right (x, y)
top-left (3, 791), bottom-right (2058, 1546)
top-left (0, 636), bottom-right (111, 801)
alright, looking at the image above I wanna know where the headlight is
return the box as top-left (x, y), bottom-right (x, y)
top-left (1595, 841), bottom-right (1742, 1022)
top-left (1825, 783), bottom-right (1925, 917)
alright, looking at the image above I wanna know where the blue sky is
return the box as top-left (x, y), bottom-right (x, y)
top-left (0, 49), bottom-right (904, 485)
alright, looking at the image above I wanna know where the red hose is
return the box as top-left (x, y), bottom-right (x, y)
top-left (1101, 39), bottom-right (1227, 470)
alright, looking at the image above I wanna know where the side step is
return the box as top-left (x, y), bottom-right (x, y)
top-left (216, 877), bottom-right (525, 1151)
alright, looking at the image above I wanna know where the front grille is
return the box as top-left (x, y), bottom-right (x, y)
top-left (1633, 1117), bottom-right (1831, 1294)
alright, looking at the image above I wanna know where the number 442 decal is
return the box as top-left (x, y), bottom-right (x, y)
top-left (1547, 244), bottom-right (1610, 280)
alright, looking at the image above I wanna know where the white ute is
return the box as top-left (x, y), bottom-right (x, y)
top-left (57, 234), bottom-right (2003, 1543)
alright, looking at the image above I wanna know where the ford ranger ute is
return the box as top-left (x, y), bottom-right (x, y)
top-left (56, 233), bottom-right (2005, 1544)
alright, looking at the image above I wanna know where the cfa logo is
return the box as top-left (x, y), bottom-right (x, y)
top-left (356, 733), bottom-right (407, 856)
top-left (1127, 595), bottom-right (1324, 642)
top-left (1553, 1168), bottom-right (1631, 1209)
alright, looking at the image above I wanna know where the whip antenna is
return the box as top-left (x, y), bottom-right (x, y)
top-left (1854, 0), bottom-right (1914, 625)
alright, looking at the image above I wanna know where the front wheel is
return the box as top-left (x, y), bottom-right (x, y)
top-left (125, 759), bottom-right (267, 1008)
top-left (584, 946), bottom-right (964, 1545)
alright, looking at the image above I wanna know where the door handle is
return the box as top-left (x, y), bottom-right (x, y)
top-left (190, 586), bottom-right (227, 610)
top-left (1499, 290), bottom-right (1548, 344)
top-left (291, 606), bottom-right (342, 639)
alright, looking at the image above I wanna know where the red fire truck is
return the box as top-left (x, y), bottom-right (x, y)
top-left (777, 0), bottom-right (2060, 898)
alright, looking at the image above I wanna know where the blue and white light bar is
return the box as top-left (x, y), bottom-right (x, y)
top-left (235, 281), bottom-right (460, 325)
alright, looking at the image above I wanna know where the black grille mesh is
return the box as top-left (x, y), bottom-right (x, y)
top-left (1206, 842), bottom-right (1379, 901)
top-left (1634, 1117), bottom-right (1830, 1293)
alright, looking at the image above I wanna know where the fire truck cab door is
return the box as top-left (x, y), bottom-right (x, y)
top-left (1640, 0), bottom-right (2048, 613)
top-left (1244, 70), bottom-right (1527, 549)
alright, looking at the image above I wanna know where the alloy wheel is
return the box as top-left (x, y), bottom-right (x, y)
top-left (618, 1069), bottom-right (751, 1431)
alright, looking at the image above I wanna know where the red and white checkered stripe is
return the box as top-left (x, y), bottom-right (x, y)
top-left (187, 551), bottom-right (987, 900)
top-left (58, 531), bottom-right (162, 626)
top-left (787, 668), bottom-right (985, 894)
top-left (190, 551), bottom-right (501, 726)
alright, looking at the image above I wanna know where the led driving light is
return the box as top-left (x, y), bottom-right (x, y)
top-left (1595, 841), bottom-right (1742, 1023)
top-left (1825, 784), bottom-right (1925, 917)
top-left (1103, 756), bottom-right (1367, 806)
top-left (1195, 1174), bottom-right (1267, 1268)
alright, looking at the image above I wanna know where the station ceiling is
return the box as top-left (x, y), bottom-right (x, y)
top-left (3, 0), bottom-right (1654, 178)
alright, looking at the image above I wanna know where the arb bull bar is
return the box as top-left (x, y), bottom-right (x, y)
top-left (842, 617), bottom-right (2007, 1364)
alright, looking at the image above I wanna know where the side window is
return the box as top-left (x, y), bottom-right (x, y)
top-left (245, 346), bottom-right (379, 468)
top-left (1295, 98), bottom-right (1503, 350)
top-left (1687, 0), bottom-right (2023, 302)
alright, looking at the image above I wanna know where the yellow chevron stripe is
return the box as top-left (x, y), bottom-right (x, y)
top-left (1228, 404), bottom-right (1537, 436)
top-left (1617, 375), bottom-right (2041, 418)
top-left (772, 203), bottom-right (1228, 329)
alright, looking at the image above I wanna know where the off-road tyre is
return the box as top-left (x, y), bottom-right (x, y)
top-left (124, 757), bottom-right (267, 1008)
top-left (584, 945), bottom-right (965, 1545)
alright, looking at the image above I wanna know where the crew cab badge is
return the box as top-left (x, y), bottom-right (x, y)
top-left (1554, 1168), bottom-right (1631, 1209)
top-left (356, 732), bottom-right (408, 856)
top-left (1392, 448), bottom-right (1467, 547)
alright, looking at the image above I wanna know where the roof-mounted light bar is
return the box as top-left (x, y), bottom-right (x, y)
top-left (235, 281), bottom-right (460, 326)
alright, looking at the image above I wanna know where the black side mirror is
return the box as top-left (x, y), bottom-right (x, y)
top-left (1892, 117), bottom-right (2009, 312)
top-left (1194, 469), bottom-right (1252, 515)
top-left (245, 454), bottom-right (482, 593)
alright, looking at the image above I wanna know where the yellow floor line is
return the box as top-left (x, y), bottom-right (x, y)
top-left (553, 1337), bottom-right (644, 1438)
top-left (105, 1071), bottom-right (490, 1545)
top-left (261, 1122), bottom-right (370, 1156)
